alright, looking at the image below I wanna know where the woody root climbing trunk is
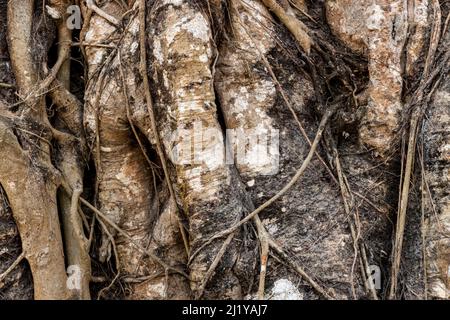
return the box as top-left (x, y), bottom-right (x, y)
top-left (0, 0), bottom-right (449, 300)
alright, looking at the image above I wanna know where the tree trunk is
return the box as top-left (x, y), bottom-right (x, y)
top-left (0, 0), bottom-right (448, 300)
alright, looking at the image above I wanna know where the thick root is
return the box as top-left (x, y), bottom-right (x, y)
top-left (422, 75), bottom-right (450, 299)
top-left (148, 0), bottom-right (253, 299)
top-left (83, 1), bottom-right (190, 299)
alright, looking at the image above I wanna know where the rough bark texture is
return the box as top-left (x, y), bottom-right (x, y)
top-left (83, 1), bottom-right (190, 299)
top-left (0, 187), bottom-right (33, 300)
top-left (0, 0), bottom-right (449, 300)
top-left (148, 0), bottom-right (254, 299)
top-left (422, 73), bottom-right (450, 299)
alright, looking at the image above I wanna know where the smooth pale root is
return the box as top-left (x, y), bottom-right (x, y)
top-left (0, 120), bottom-right (70, 299)
top-left (4, 0), bottom-right (72, 299)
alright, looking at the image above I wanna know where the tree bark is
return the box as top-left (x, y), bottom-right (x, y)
top-left (0, 0), bottom-right (448, 300)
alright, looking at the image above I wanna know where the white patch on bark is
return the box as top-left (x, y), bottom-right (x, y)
top-left (36, 247), bottom-right (50, 267)
top-left (269, 279), bottom-right (303, 300)
top-left (435, 90), bottom-right (450, 104)
top-left (415, 0), bottom-right (429, 20)
top-left (100, 146), bottom-right (113, 152)
top-left (153, 39), bottom-right (164, 64)
top-left (430, 282), bottom-right (448, 299)
top-left (145, 282), bottom-right (167, 298)
top-left (163, 71), bottom-right (170, 88)
top-left (165, 13), bottom-right (209, 45)
top-left (255, 80), bottom-right (275, 102)
top-left (267, 223), bottom-right (278, 235)
top-left (92, 51), bottom-right (105, 65)
top-left (7, 181), bottom-right (16, 190)
top-left (233, 93), bottom-right (249, 112)
top-left (366, 4), bottom-right (385, 31)
top-left (46, 5), bottom-right (61, 19)
top-left (115, 171), bottom-right (133, 187)
top-left (221, 79), bottom-right (278, 176)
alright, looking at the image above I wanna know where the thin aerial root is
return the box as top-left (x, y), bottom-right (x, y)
top-left (389, 116), bottom-right (418, 299)
top-left (0, 252), bottom-right (25, 285)
top-left (389, 0), bottom-right (443, 299)
top-left (260, 0), bottom-right (312, 54)
top-left (0, 82), bottom-right (15, 88)
top-left (254, 215), bottom-right (270, 300)
top-left (334, 152), bottom-right (377, 300)
top-left (86, 0), bottom-right (121, 27)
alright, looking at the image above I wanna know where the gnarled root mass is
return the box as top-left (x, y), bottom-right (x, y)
top-left (0, 0), bottom-right (448, 300)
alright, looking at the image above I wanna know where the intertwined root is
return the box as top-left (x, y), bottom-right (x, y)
top-left (0, 0), bottom-right (448, 300)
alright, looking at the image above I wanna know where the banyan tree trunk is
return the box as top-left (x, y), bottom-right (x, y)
top-left (0, 0), bottom-right (449, 300)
